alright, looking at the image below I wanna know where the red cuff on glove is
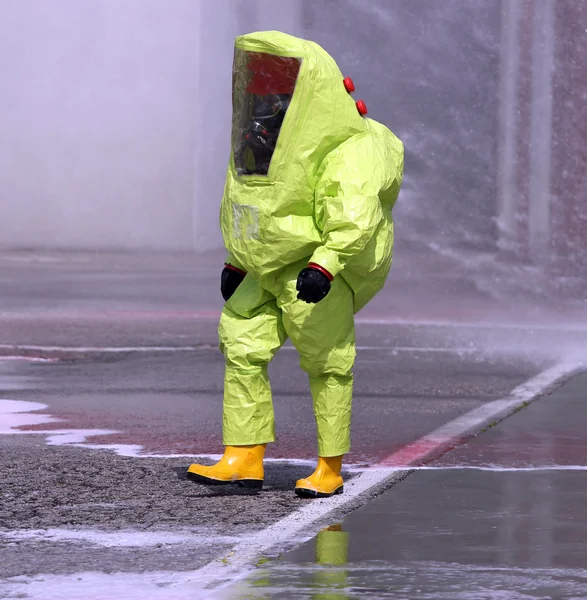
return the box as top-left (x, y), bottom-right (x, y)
top-left (307, 262), bottom-right (334, 282)
top-left (224, 263), bottom-right (247, 276)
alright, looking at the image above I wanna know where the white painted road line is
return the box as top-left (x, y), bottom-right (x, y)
top-left (377, 361), bottom-right (584, 467)
top-left (355, 316), bottom-right (587, 331)
top-left (3, 309), bottom-right (587, 331)
top-left (411, 465), bottom-right (587, 472)
top-left (0, 356), bottom-right (59, 362)
top-left (0, 344), bottom-right (206, 354)
top-left (0, 343), bottom-right (475, 355)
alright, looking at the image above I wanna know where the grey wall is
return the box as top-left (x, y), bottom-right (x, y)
top-left (0, 0), bottom-right (499, 252)
top-left (304, 0), bottom-right (501, 254)
top-left (0, 0), bottom-right (201, 250)
top-left (0, 0), bottom-right (301, 251)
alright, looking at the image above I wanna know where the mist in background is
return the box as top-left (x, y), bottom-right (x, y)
top-left (0, 0), bottom-right (301, 250)
top-left (0, 0), bottom-right (585, 302)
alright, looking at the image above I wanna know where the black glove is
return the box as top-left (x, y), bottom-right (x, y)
top-left (296, 266), bottom-right (331, 304)
top-left (221, 265), bottom-right (246, 301)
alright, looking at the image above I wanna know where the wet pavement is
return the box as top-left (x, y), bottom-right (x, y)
top-left (230, 372), bottom-right (587, 599)
top-left (1, 249), bottom-right (586, 351)
top-left (0, 435), bottom-right (309, 579)
top-left (0, 250), bottom-right (585, 598)
top-left (0, 335), bottom-right (549, 589)
top-left (0, 348), bottom-right (543, 462)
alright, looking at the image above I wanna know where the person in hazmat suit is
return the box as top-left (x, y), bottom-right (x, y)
top-left (187, 31), bottom-right (403, 498)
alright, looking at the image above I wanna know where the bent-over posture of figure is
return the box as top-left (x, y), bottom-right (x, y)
top-left (188, 30), bottom-right (404, 498)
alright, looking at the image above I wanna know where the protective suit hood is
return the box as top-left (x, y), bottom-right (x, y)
top-left (231, 30), bottom-right (367, 180)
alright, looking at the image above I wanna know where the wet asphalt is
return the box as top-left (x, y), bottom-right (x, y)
top-left (0, 347), bottom-right (543, 462)
top-left (0, 251), bottom-right (585, 598)
top-left (231, 372), bottom-right (587, 599)
top-left (0, 344), bottom-right (545, 588)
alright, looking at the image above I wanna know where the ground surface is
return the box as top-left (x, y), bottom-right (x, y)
top-left (0, 251), bottom-right (584, 599)
top-left (235, 372), bottom-right (587, 599)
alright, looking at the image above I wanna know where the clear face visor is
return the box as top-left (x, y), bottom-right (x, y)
top-left (232, 49), bottom-right (301, 176)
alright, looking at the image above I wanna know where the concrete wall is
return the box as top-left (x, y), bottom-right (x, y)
top-left (0, 0), bottom-right (200, 250)
top-left (495, 0), bottom-right (587, 276)
top-left (0, 0), bottom-right (501, 254)
top-left (0, 0), bottom-right (301, 251)
top-left (550, 1), bottom-right (587, 274)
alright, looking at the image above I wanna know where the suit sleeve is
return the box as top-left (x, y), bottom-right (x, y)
top-left (309, 134), bottom-right (386, 278)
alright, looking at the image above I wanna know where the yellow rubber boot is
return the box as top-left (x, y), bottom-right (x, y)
top-left (294, 456), bottom-right (344, 498)
top-left (186, 444), bottom-right (265, 489)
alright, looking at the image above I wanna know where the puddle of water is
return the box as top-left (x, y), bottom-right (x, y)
top-left (226, 526), bottom-right (587, 599)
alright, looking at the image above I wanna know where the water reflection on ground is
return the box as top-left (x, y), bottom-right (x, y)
top-left (223, 373), bottom-right (587, 600)
top-left (227, 524), bottom-right (587, 599)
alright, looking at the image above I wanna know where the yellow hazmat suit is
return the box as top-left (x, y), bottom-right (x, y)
top-left (189, 30), bottom-right (403, 495)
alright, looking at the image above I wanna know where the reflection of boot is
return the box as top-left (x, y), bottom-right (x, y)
top-left (295, 456), bottom-right (344, 498)
top-left (316, 524), bottom-right (349, 564)
top-left (313, 524), bottom-right (350, 599)
top-left (186, 444), bottom-right (265, 489)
